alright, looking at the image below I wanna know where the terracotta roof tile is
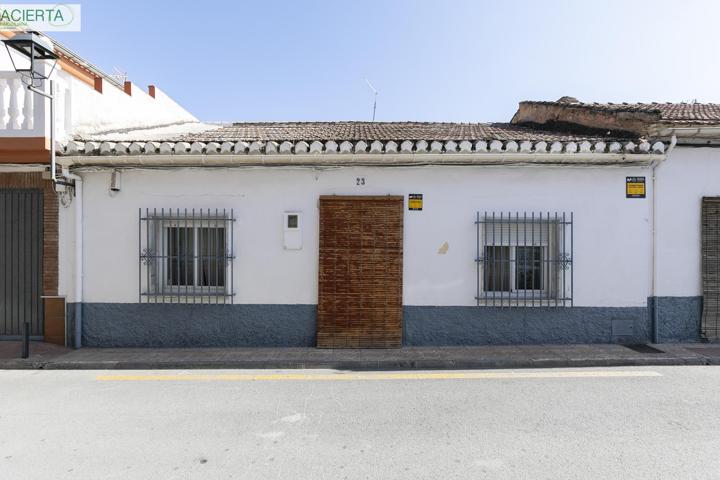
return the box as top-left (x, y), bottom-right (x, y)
top-left (179, 121), bottom-right (618, 143)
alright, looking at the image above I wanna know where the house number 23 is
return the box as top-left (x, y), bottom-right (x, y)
top-left (356, 177), bottom-right (366, 186)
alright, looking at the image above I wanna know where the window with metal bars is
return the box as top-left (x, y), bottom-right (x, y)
top-left (139, 208), bottom-right (235, 304)
top-left (475, 212), bottom-right (573, 307)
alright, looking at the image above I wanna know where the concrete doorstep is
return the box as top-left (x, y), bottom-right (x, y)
top-left (1, 342), bottom-right (720, 370)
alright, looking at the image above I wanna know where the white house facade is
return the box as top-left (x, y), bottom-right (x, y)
top-left (52, 121), bottom-right (681, 348)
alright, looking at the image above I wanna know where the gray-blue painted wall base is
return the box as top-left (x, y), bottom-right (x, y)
top-left (68, 303), bottom-right (317, 348)
top-left (68, 297), bottom-right (702, 348)
top-left (403, 306), bottom-right (650, 346)
top-left (649, 296), bottom-right (702, 343)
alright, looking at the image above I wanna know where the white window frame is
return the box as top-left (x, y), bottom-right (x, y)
top-left (149, 217), bottom-right (230, 297)
top-left (482, 244), bottom-right (551, 299)
top-left (510, 245), bottom-right (546, 295)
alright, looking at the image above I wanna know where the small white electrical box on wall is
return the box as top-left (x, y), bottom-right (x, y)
top-left (283, 212), bottom-right (302, 250)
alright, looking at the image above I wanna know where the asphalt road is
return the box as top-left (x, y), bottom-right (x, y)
top-left (1, 366), bottom-right (719, 479)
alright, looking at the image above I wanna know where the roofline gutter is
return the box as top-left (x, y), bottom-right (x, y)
top-left (58, 152), bottom-right (667, 168)
top-left (652, 126), bottom-right (720, 141)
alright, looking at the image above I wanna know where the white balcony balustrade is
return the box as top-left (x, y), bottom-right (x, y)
top-left (0, 72), bottom-right (68, 139)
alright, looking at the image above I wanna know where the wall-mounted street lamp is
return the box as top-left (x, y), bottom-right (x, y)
top-left (4, 32), bottom-right (59, 183)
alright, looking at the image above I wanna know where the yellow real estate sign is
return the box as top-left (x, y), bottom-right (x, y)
top-left (408, 194), bottom-right (423, 211)
top-left (626, 177), bottom-right (646, 198)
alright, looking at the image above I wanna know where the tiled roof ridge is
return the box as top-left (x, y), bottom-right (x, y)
top-left (227, 120), bottom-right (502, 126)
top-left (231, 120), bottom-right (486, 123)
top-left (73, 121), bottom-right (641, 144)
top-left (180, 122), bottom-right (628, 143)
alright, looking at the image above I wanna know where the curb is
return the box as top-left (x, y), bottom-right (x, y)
top-left (1, 356), bottom-right (712, 371)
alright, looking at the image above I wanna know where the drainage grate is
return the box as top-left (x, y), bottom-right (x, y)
top-left (624, 344), bottom-right (664, 354)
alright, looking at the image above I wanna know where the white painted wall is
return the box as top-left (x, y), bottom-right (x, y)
top-left (58, 165), bottom-right (654, 307)
top-left (655, 146), bottom-right (720, 297)
top-left (67, 77), bottom-right (197, 137)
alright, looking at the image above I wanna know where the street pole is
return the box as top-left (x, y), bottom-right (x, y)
top-left (21, 322), bottom-right (29, 358)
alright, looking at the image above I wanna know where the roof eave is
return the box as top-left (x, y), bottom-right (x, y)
top-left (58, 152), bottom-right (666, 168)
top-left (651, 124), bottom-right (720, 141)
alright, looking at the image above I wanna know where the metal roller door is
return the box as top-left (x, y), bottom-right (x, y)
top-left (703, 197), bottom-right (720, 339)
top-left (0, 189), bottom-right (43, 337)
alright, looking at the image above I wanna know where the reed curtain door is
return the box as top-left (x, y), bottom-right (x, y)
top-left (317, 196), bottom-right (404, 348)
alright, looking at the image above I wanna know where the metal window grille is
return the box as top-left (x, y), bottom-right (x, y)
top-left (475, 211), bottom-right (573, 307)
top-left (139, 208), bottom-right (235, 304)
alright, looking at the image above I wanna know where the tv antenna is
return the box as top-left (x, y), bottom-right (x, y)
top-left (364, 77), bottom-right (378, 121)
top-left (110, 66), bottom-right (128, 84)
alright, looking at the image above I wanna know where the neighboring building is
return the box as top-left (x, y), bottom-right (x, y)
top-left (0, 33), bottom-right (206, 344)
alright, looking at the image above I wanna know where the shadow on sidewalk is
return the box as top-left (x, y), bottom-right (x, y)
top-left (0, 341), bottom-right (70, 361)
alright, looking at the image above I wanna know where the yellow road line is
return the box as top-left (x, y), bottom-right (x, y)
top-left (96, 370), bottom-right (662, 382)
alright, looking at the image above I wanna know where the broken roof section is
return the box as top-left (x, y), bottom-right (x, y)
top-left (512, 97), bottom-right (720, 142)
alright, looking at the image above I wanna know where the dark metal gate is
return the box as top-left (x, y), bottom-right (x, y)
top-left (0, 189), bottom-right (43, 337)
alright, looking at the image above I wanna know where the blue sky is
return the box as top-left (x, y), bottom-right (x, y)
top-left (50, 0), bottom-right (720, 123)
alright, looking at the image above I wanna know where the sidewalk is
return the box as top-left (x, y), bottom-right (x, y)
top-left (2, 341), bottom-right (720, 370)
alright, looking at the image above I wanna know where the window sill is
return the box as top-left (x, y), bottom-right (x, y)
top-left (141, 292), bottom-right (235, 304)
top-left (475, 296), bottom-right (572, 308)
